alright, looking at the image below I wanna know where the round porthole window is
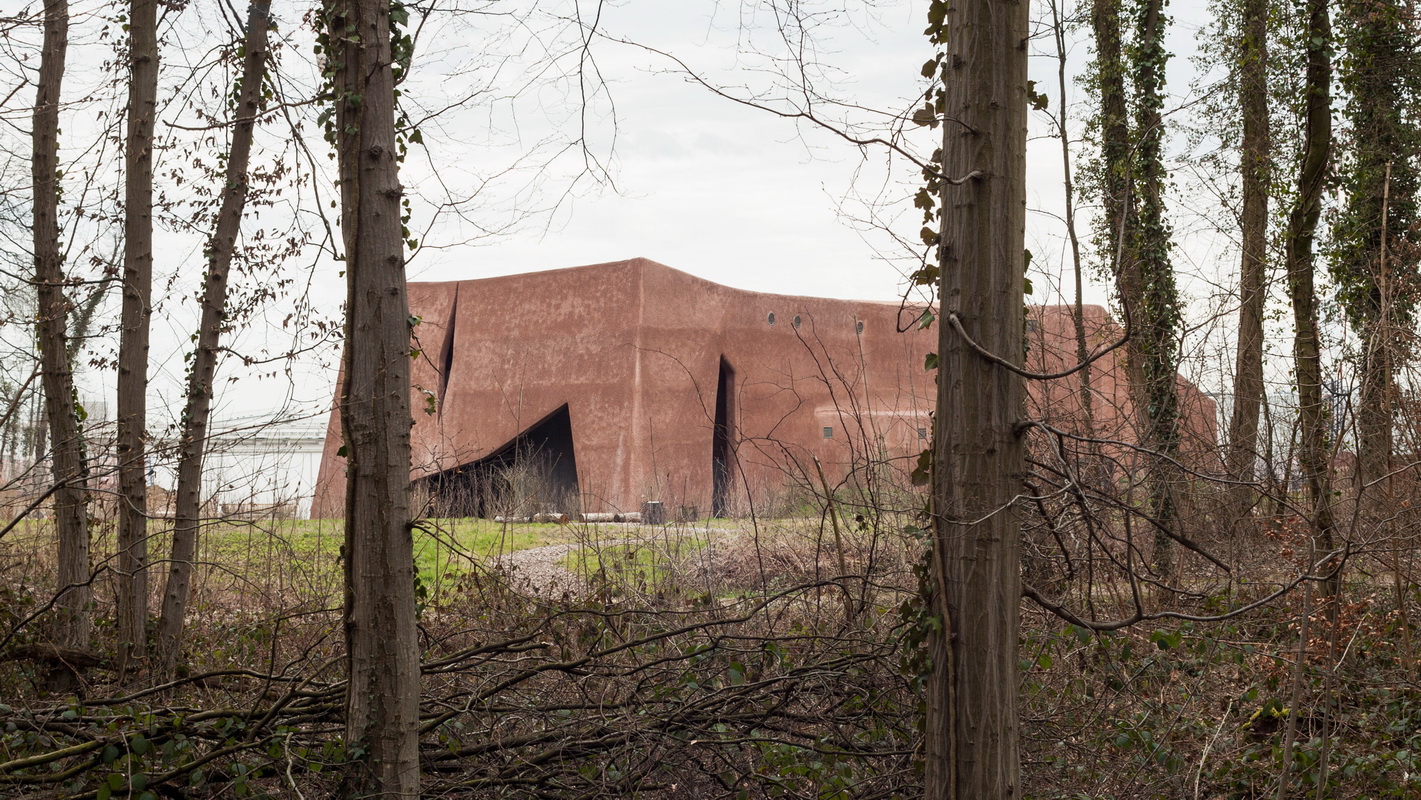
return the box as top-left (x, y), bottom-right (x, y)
top-left (856, 320), bottom-right (864, 334)
top-left (792, 315), bottom-right (802, 328)
top-left (767, 312), bottom-right (776, 326)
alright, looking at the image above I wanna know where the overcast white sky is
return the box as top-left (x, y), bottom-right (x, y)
top-left (361, 0), bottom-right (940, 302)
top-left (371, 0), bottom-right (1224, 306)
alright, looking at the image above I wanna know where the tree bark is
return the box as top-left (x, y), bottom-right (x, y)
top-left (1226, 0), bottom-right (1271, 530)
top-left (922, 0), bottom-right (1027, 793)
top-left (324, 0), bottom-right (421, 794)
top-left (116, 0), bottom-right (159, 673)
top-left (157, 1), bottom-right (271, 677)
top-left (32, 0), bottom-right (91, 654)
top-left (1283, 0), bottom-right (1339, 598)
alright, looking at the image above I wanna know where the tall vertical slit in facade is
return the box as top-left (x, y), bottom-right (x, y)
top-left (712, 357), bottom-right (736, 517)
top-left (437, 287), bottom-right (459, 407)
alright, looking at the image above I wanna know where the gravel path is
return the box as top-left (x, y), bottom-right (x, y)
top-left (487, 525), bottom-right (738, 596)
top-left (489, 540), bottom-right (597, 596)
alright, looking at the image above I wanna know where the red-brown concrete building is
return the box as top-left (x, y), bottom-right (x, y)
top-left (312, 258), bottom-right (1218, 518)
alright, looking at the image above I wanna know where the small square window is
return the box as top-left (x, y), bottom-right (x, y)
top-left (918, 427), bottom-right (928, 440)
top-left (822, 426), bottom-right (834, 439)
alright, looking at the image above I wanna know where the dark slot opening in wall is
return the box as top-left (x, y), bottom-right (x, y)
top-left (712, 357), bottom-right (736, 517)
top-left (419, 404), bottom-right (579, 518)
top-left (437, 287), bottom-right (459, 405)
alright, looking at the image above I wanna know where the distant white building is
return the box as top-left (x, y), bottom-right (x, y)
top-left (199, 413), bottom-right (328, 519)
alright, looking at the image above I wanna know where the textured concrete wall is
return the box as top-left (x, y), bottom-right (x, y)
top-left (312, 258), bottom-right (1218, 517)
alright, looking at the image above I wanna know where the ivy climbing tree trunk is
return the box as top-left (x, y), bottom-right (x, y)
top-left (922, 0), bottom-right (1027, 793)
top-left (116, 0), bottom-right (159, 673)
top-left (157, 1), bottom-right (271, 676)
top-left (1332, 0), bottom-right (1420, 507)
top-left (1128, 0), bottom-right (1185, 582)
top-left (1091, 0), bottom-right (1132, 272)
top-left (32, 0), bottom-right (91, 658)
top-left (1283, 0), bottom-right (1339, 603)
top-left (323, 0), bottom-right (421, 794)
top-left (1092, 0), bottom-right (1184, 583)
top-left (1225, 0), bottom-right (1271, 531)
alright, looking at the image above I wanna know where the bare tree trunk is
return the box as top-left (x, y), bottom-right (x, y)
top-left (116, 0), bottom-right (158, 674)
top-left (1358, 337), bottom-right (1394, 494)
top-left (66, 264), bottom-right (115, 369)
top-left (1284, 0), bottom-right (1339, 590)
top-left (156, 1), bottom-right (271, 676)
top-left (922, 0), bottom-right (1027, 792)
top-left (324, 0), bottom-right (420, 793)
top-left (1051, 0), bottom-right (1096, 452)
top-left (1226, 0), bottom-right (1271, 531)
top-left (32, 0), bottom-right (90, 655)
top-left (1276, 560), bottom-right (1314, 800)
top-left (30, 396), bottom-right (45, 468)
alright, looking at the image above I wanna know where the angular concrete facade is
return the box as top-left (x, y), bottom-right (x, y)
top-left (312, 258), bottom-right (1218, 517)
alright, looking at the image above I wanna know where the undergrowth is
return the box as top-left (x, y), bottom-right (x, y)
top-left (5, 509), bottom-right (1421, 798)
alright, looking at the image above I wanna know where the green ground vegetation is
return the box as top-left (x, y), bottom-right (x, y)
top-left (1, 516), bottom-right (568, 602)
top-left (9, 507), bottom-right (1421, 797)
top-left (562, 536), bottom-right (711, 593)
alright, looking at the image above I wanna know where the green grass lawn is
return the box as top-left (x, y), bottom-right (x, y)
top-left (3, 516), bottom-right (568, 604)
top-left (199, 517), bottom-right (566, 588)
